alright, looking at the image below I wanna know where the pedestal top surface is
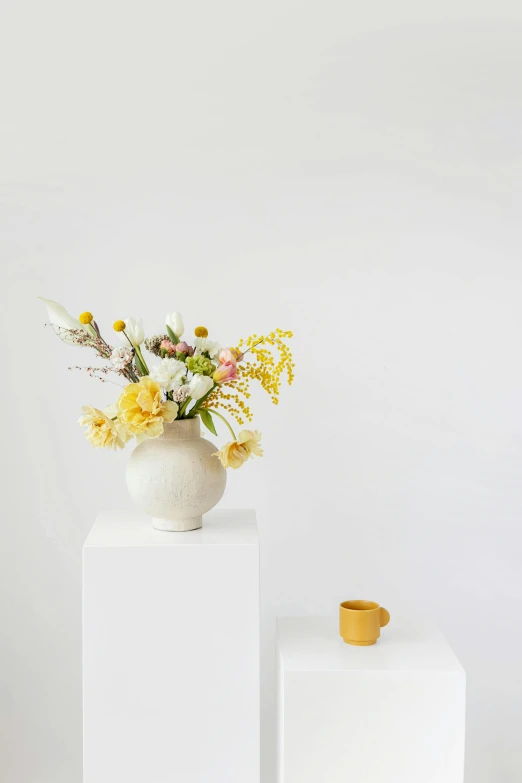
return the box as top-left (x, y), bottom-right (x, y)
top-left (84, 509), bottom-right (258, 548)
top-left (277, 616), bottom-right (464, 673)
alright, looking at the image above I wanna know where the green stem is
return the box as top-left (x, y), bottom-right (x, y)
top-left (135, 345), bottom-right (149, 375)
top-left (134, 352), bottom-right (147, 377)
top-left (188, 383), bottom-right (218, 417)
top-left (125, 363), bottom-right (139, 383)
top-left (122, 330), bottom-right (134, 349)
top-left (178, 397), bottom-right (192, 418)
top-left (204, 408), bottom-right (236, 440)
top-left (122, 331), bottom-right (149, 376)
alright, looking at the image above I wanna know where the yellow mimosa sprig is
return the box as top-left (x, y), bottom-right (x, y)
top-left (203, 329), bottom-right (294, 425)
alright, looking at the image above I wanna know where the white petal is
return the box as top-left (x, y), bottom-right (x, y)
top-left (122, 316), bottom-right (144, 346)
top-left (39, 297), bottom-right (89, 345)
top-left (166, 311), bottom-right (184, 339)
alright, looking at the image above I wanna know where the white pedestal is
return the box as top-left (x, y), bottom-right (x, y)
top-left (83, 509), bottom-right (259, 783)
top-left (276, 617), bottom-right (465, 783)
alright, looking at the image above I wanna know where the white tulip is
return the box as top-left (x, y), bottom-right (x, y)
top-left (188, 373), bottom-right (214, 400)
top-left (120, 316), bottom-right (145, 347)
top-left (166, 311), bottom-right (184, 340)
top-left (39, 297), bottom-right (92, 345)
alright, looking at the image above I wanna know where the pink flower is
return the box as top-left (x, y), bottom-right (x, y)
top-left (213, 362), bottom-right (237, 383)
top-left (160, 339), bottom-right (176, 355)
top-left (219, 348), bottom-right (238, 365)
top-left (176, 341), bottom-right (194, 356)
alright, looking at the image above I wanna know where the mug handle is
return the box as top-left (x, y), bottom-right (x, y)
top-left (380, 607), bottom-right (390, 627)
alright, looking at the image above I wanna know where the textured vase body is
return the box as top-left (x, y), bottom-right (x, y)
top-left (126, 418), bottom-right (226, 531)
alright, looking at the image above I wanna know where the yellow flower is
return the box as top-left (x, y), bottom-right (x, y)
top-left (117, 377), bottom-right (178, 437)
top-left (114, 320), bottom-right (126, 332)
top-left (205, 328), bottom-right (293, 424)
top-left (78, 405), bottom-right (130, 450)
top-left (213, 430), bottom-right (263, 469)
top-left (79, 311), bottom-right (94, 324)
top-left (195, 326), bottom-right (208, 338)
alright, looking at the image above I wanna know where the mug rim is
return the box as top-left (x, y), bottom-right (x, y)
top-left (340, 600), bottom-right (379, 612)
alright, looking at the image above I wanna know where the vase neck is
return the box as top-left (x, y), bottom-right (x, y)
top-left (161, 418), bottom-right (200, 440)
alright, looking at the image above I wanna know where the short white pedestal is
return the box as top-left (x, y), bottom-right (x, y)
top-left (276, 617), bottom-right (465, 783)
top-left (83, 509), bottom-right (259, 783)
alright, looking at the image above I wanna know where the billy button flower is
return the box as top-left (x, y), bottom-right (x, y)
top-left (194, 326), bottom-right (208, 338)
top-left (78, 311), bottom-right (97, 336)
top-left (114, 320), bottom-right (126, 332)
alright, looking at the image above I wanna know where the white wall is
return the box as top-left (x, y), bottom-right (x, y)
top-left (2, 2), bottom-right (522, 781)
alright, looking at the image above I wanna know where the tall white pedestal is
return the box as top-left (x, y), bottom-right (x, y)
top-left (83, 509), bottom-right (259, 783)
top-left (277, 617), bottom-right (465, 783)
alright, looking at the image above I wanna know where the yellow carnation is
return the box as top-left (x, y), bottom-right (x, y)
top-left (195, 326), bottom-right (208, 338)
top-left (213, 430), bottom-right (263, 469)
top-left (79, 311), bottom-right (94, 324)
top-left (78, 405), bottom-right (130, 450)
top-left (117, 377), bottom-right (178, 437)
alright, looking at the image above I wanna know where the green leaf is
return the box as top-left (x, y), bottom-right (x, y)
top-left (166, 324), bottom-right (178, 343)
top-left (187, 383), bottom-right (217, 417)
top-left (134, 352), bottom-right (147, 376)
top-left (199, 409), bottom-right (217, 436)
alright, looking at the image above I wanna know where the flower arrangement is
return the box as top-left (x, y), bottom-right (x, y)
top-left (40, 299), bottom-right (294, 469)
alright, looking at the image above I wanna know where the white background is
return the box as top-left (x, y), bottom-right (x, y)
top-left (1, 2), bottom-right (522, 781)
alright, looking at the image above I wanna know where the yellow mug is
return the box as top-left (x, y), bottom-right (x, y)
top-left (339, 600), bottom-right (390, 646)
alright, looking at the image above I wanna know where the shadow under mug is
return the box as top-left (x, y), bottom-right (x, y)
top-left (339, 600), bottom-right (390, 646)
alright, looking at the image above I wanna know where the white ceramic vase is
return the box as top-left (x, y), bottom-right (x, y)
top-left (126, 417), bottom-right (226, 531)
